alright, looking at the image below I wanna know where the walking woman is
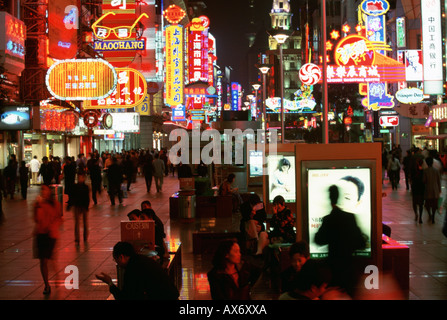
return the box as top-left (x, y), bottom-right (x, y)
top-left (33, 185), bottom-right (61, 294)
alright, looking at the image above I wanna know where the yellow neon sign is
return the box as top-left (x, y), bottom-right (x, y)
top-left (92, 12), bottom-right (148, 40)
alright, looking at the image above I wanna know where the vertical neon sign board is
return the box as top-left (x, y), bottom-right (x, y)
top-left (0, 12), bottom-right (26, 75)
top-left (187, 17), bottom-right (209, 83)
top-left (231, 82), bottom-right (239, 111)
top-left (166, 25), bottom-right (184, 106)
top-left (421, 0), bottom-right (443, 95)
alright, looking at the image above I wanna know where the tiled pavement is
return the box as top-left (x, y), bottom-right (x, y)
top-left (0, 171), bottom-right (447, 300)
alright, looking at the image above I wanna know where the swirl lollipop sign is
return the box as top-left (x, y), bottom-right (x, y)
top-left (299, 63), bottom-right (322, 86)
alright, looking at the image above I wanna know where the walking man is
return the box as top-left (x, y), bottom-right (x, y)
top-left (72, 173), bottom-right (90, 244)
top-left (152, 153), bottom-right (165, 193)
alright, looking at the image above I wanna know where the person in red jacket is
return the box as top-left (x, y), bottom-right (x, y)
top-left (33, 185), bottom-right (61, 295)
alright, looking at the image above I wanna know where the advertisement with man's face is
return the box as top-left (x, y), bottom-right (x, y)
top-left (307, 168), bottom-right (372, 258)
top-left (268, 155), bottom-right (296, 203)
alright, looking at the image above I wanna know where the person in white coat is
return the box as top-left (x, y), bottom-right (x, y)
top-left (30, 156), bottom-right (41, 185)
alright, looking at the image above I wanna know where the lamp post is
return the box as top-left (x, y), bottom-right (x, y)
top-left (247, 94), bottom-right (254, 118)
top-left (257, 64), bottom-right (271, 130)
top-left (252, 82), bottom-right (261, 119)
top-left (321, 0), bottom-right (328, 144)
top-left (273, 33), bottom-right (289, 144)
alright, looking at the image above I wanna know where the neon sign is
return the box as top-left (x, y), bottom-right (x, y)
top-left (187, 17), bottom-right (209, 83)
top-left (360, 0), bottom-right (390, 16)
top-left (45, 59), bottom-right (118, 101)
top-left (166, 25), bottom-right (184, 106)
top-left (163, 4), bottom-right (186, 24)
top-left (83, 67), bottom-right (146, 109)
top-left (94, 0), bottom-right (144, 67)
top-left (48, 0), bottom-right (78, 60)
top-left (0, 12), bottom-right (26, 75)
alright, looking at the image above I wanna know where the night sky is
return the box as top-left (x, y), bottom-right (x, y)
top-left (202, 0), bottom-right (272, 89)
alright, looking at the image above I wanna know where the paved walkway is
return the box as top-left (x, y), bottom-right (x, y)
top-left (0, 171), bottom-right (446, 300)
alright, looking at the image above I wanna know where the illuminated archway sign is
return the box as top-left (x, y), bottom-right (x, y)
top-left (83, 67), bottom-right (147, 109)
top-left (45, 59), bottom-right (118, 101)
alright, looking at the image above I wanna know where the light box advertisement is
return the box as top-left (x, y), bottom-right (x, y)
top-left (0, 106), bottom-right (31, 130)
top-left (110, 112), bottom-right (139, 132)
top-left (249, 151), bottom-right (263, 177)
top-left (267, 154), bottom-right (296, 203)
top-left (307, 168), bottom-right (372, 259)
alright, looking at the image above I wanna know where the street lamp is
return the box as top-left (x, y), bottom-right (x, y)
top-left (257, 63), bottom-right (271, 130)
top-left (273, 32), bottom-right (289, 143)
top-left (252, 82), bottom-right (261, 120)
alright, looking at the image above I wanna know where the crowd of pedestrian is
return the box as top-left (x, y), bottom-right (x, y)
top-left (382, 144), bottom-right (445, 225)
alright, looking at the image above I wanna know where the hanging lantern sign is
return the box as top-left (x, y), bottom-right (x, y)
top-left (45, 59), bottom-right (117, 101)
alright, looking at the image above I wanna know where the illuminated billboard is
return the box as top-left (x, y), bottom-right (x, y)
top-left (45, 59), bottom-right (118, 101)
top-left (83, 67), bottom-right (147, 109)
top-left (324, 35), bottom-right (405, 83)
top-left (48, 0), bottom-right (79, 60)
top-left (0, 106), bottom-right (31, 130)
top-left (93, 0), bottom-right (147, 67)
top-left (307, 167), bottom-right (372, 259)
top-left (165, 25), bottom-right (184, 106)
top-left (187, 17), bottom-right (209, 83)
top-left (0, 11), bottom-right (26, 75)
top-left (40, 109), bottom-right (78, 132)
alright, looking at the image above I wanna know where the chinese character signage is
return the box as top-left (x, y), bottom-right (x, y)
top-left (0, 11), bottom-right (26, 75)
top-left (187, 17), bottom-right (209, 83)
top-left (421, 0), bottom-right (443, 95)
top-left (172, 105), bottom-right (186, 121)
top-left (134, 94), bottom-right (151, 115)
top-left (432, 104), bottom-right (447, 122)
top-left (163, 4), bottom-right (186, 24)
top-left (40, 109), bottom-right (78, 132)
top-left (83, 67), bottom-right (147, 108)
top-left (45, 59), bottom-right (118, 101)
top-left (48, 0), bottom-right (79, 60)
top-left (325, 35), bottom-right (405, 83)
top-left (93, 0), bottom-right (147, 67)
top-left (166, 25), bottom-right (184, 106)
top-left (231, 82), bottom-right (240, 111)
